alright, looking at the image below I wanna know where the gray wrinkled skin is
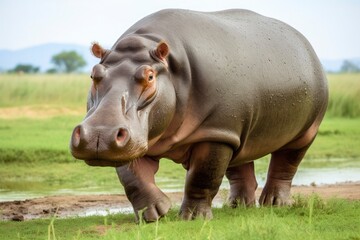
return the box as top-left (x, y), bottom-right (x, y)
top-left (70, 9), bottom-right (328, 222)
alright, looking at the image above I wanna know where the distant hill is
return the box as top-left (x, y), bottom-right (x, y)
top-left (0, 43), bottom-right (100, 73)
top-left (0, 43), bottom-right (359, 73)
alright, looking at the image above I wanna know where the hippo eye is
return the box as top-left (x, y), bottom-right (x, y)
top-left (144, 69), bottom-right (155, 83)
top-left (134, 65), bottom-right (156, 85)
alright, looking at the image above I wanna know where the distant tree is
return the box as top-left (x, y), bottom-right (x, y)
top-left (46, 68), bottom-right (58, 74)
top-left (340, 60), bottom-right (360, 73)
top-left (8, 64), bottom-right (40, 73)
top-left (51, 51), bottom-right (86, 73)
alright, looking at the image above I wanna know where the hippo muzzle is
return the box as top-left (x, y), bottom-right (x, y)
top-left (70, 123), bottom-right (135, 166)
top-left (69, 88), bottom-right (152, 166)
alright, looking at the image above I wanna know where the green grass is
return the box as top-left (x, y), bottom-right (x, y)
top-left (326, 73), bottom-right (360, 118)
top-left (0, 196), bottom-right (359, 240)
top-left (0, 116), bottom-right (82, 152)
top-left (0, 74), bottom-right (90, 108)
top-left (301, 117), bottom-right (360, 168)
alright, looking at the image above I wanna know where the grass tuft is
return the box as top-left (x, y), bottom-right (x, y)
top-left (0, 74), bottom-right (90, 108)
top-left (326, 73), bottom-right (360, 118)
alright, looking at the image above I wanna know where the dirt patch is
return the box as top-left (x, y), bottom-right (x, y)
top-left (0, 106), bottom-right (83, 119)
top-left (1, 182), bottom-right (359, 221)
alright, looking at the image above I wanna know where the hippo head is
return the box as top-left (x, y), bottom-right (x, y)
top-left (70, 36), bottom-right (176, 167)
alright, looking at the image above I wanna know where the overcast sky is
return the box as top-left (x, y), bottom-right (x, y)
top-left (0, 0), bottom-right (359, 60)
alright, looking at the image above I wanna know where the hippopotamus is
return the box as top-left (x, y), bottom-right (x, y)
top-left (70, 9), bottom-right (328, 221)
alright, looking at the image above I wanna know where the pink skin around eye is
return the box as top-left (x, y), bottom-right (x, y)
top-left (144, 68), bottom-right (156, 83)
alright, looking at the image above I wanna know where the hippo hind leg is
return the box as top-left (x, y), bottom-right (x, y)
top-left (260, 123), bottom-right (319, 206)
top-left (225, 161), bottom-right (258, 207)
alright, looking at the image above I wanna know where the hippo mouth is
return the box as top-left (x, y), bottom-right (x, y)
top-left (71, 141), bottom-right (148, 167)
top-left (74, 142), bottom-right (149, 167)
top-left (84, 159), bottom-right (131, 167)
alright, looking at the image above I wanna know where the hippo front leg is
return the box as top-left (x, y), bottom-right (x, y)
top-left (116, 157), bottom-right (171, 222)
top-left (180, 142), bottom-right (233, 220)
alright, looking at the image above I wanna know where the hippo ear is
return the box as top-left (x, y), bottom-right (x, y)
top-left (154, 41), bottom-right (169, 64)
top-left (155, 41), bottom-right (169, 59)
top-left (91, 42), bottom-right (106, 59)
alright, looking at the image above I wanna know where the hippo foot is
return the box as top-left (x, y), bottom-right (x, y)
top-left (179, 199), bottom-right (213, 220)
top-left (225, 162), bottom-right (257, 208)
top-left (227, 189), bottom-right (256, 208)
top-left (132, 186), bottom-right (172, 223)
top-left (259, 179), bottom-right (293, 206)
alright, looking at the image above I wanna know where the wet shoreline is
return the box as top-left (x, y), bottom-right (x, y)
top-left (1, 167), bottom-right (359, 202)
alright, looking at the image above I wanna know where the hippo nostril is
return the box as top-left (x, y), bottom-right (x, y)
top-left (75, 126), bottom-right (81, 138)
top-left (71, 125), bottom-right (81, 148)
top-left (116, 128), bottom-right (129, 147)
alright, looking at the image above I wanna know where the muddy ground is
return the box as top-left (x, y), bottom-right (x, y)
top-left (1, 182), bottom-right (359, 221)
